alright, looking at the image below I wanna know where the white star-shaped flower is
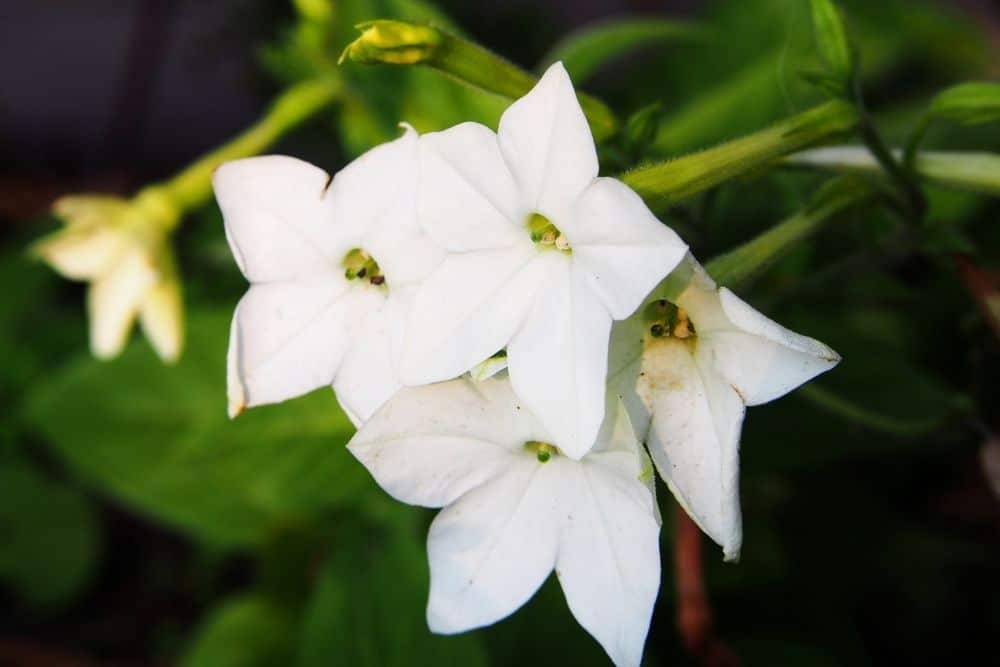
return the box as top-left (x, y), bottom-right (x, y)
top-left (399, 61), bottom-right (688, 459)
top-left (348, 375), bottom-right (661, 667)
top-left (609, 255), bottom-right (841, 561)
top-left (214, 126), bottom-right (442, 423)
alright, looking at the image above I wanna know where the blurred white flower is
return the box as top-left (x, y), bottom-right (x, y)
top-left (33, 193), bottom-right (183, 363)
top-left (400, 61), bottom-right (687, 459)
top-left (214, 125), bottom-right (443, 423)
top-left (348, 375), bottom-right (660, 667)
top-left (609, 255), bottom-right (840, 561)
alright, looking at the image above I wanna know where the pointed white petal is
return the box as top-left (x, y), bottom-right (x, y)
top-left (348, 376), bottom-right (543, 508)
top-left (556, 452), bottom-right (660, 667)
top-left (33, 222), bottom-right (127, 281)
top-left (88, 249), bottom-right (158, 360)
top-left (332, 127), bottom-right (440, 285)
top-left (700, 288), bottom-right (841, 406)
top-left (426, 460), bottom-right (560, 633)
top-left (508, 257), bottom-right (612, 459)
top-left (568, 178), bottom-right (688, 319)
top-left (226, 281), bottom-right (356, 415)
top-left (640, 338), bottom-right (745, 561)
top-left (333, 293), bottom-right (400, 426)
top-left (606, 317), bottom-right (651, 443)
top-left (400, 245), bottom-right (545, 384)
top-left (213, 155), bottom-right (339, 283)
top-left (139, 275), bottom-right (183, 364)
top-left (418, 122), bottom-right (523, 251)
top-left (497, 62), bottom-right (598, 222)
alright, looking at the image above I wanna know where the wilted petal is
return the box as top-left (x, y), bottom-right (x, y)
top-left (418, 122), bottom-right (523, 252)
top-left (508, 256), bottom-right (612, 459)
top-left (88, 249), bottom-right (158, 360)
top-left (497, 62), bottom-right (598, 222)
top-left (568, 177), bottom-right (688, 319)
top-left (426, 460), bottom-right (560, 634)
top-left (139, 273), bottom-right (183, 364)
top-left (213, 155), bottom-right (339, 283)
top-left (640, 338), bottom-right (745, 561)
top-left (226, 280), bottom-right (357, 417)
top-left (400, 245), bottom-right (546, 385)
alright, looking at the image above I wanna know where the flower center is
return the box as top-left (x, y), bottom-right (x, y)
top-left (644, 299), bottom-right (695, 339)
top-left (342, 248), bottom-right (386, 286)
top-left (524, 440), bottom-right (558, 463)
top-left (526, 212), bottom-right (570, 253)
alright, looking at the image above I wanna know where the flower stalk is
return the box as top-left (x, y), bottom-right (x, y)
top-left (621, 100), bottom-right (859, 213)
top-left (340, 20), bottom-right (618, 140)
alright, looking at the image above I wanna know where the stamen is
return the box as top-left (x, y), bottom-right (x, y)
top-left (342, 248), bottom-right (386, 287)
top-left (526, 212), bottom-right (571, 253)
top-left (525, 440), bottom-right (557, 463)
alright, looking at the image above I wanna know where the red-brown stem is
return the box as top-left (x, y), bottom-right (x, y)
top-left (674, 505), bottom-right (742, 667)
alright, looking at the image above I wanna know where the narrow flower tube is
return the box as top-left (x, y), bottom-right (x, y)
top-left (341, 20), bottom-right (618, 140)
top-left (622, 99), bottom-right (859, 213)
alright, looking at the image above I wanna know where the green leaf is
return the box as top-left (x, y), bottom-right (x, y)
top-left (0, 458), bottom-right (101, 608)
top-left (928, 81), bottom-right (1000, 126)
top-left (25, 311), bottom-right (370, 548)
top-left (809, 0), bottom-right (853, 90)
top-left (537, 18), bottom-right (704, 83)
top-left (297, 516), bottom-right (489, 666)
top-left (182, 595), bottom-right (297, 667)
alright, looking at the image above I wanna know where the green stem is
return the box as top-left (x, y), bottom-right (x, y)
top-left (784, 146), bottom-right (1000, 197)
top-left (341, 20), bottom-right (618, 140)
top-left (155, 77), bottom-right (341, 221)
top-left (705, 177), bottom-right (874, 288)
top-left (622, 100), bottom-right (858, 213)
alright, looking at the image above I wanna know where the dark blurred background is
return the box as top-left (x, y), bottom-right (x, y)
top-left (2, 1), bottom-right (1000, 665)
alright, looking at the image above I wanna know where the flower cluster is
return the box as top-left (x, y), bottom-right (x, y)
top-left (213, 62), bottom-right (839, 666)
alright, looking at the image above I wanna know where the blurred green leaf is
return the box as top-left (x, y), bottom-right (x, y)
top-left (297, 517), bottom-right (489, 666)
top-left (928, 82), bottom-right (1000, 126)
top-left (182, 594), bottom-right (297, 667)
top-left (0, 458), bottom-right (101, 609)
top-left (808, 0), bottom-right (853, 92)
top-left (538, 18), bottom-right (704, 83)
top-left (25, 311), bottom-right (369, 548)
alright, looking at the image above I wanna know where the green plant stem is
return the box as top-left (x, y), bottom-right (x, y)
top-left (341, 20), bottom-right (618, 140)
top-left (705, 179), bottom-right (873, 288)
top-left (622, 100), bottom-right (858, 213)
top-left (783, 146), bottom-right (1000, 197)
top-left (155, 77), bottom-right (341, 222)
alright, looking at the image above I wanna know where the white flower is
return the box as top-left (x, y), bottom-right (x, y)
top-left (214, 126), bottom-right (442, 423)
top-left (399, 61), bottom-right (688, 459)
top-left (348, 375), bottom-right (661, 667)
top-left (33, 194), bottom-right (183, 363)
top-left (609, 255), bottom-right (840, 561)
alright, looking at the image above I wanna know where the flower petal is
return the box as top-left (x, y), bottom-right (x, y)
top-left (556, 448), bottom-right (661, 667)
top-left (88, 249), bottom-right (158, 360)
top-left (213, 155), bottom-right (338, 283)
top-left (348, 376), bottom-right (544, 508)
top-left (417, 122), bottom-right (523, 252)
top-left (426, 460), bottom-right (560, 634)
top-left (226, 281), bottom-right (356, 417)
top-left (333, 291), bottom-right (402, 426)
top-left (640, 338), bottom-right (745, 561)
top-left (33, 219), bottom-right (127, 280)
top-left (139, 274), bottom-right (183, 364)
top-left (508, 256), bottom-right (612, 459)
top-left (701, 288), bottom-right (841, 405)
top-left (497, 62), bottom-right (598, 222)
top-left (568, 178), bottom-right (688, 319)
top-left (400, 245), bottom-right (544, 385)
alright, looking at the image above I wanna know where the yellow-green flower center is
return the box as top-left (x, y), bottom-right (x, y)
top-left (525, 440), bottom-right (558, 463)
top-left (526, 212), bottom-right (570, 253)
top-left (644, 299), bottom-right (695, 339)
top-left (342, 248), bottom-right (385, 286)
